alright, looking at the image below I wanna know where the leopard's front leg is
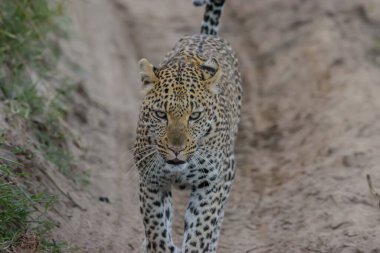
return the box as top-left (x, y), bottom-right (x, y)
top-left (181, 182), bottom-right (231, 253)
top-left (181, 155), bottom-right (235, 253)
top-left (139, 183), bottom-right (180, 253)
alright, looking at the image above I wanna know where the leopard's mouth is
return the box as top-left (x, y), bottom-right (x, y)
top-left (167, 158), bottom-right (186, 165)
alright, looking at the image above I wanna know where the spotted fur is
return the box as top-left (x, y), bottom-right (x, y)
top-left (134, 2), bottom-right (241, 253)
top-left (193, 0), bottom-right (226, 35)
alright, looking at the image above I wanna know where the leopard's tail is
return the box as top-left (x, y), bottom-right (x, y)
top-left (193, 0), bottom-right (226, 35)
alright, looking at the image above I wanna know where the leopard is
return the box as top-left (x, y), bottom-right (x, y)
top-left (133, 0), bottom-right (242, 252)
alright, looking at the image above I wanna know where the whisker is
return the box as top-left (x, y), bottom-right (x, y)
top-left (123, 147), bottom-right (157, 168)
top-left (141, 153), bottom-right (157, 185)
top-left (193, 149), bottom-right (218, 180)
top-left (135, 150), bottom-right (157, 168)
top-left (122, 144), bottom-right (157, 160)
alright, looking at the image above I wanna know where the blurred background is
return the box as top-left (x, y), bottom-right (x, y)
top-left (0, 0), bottom-right (380, 252)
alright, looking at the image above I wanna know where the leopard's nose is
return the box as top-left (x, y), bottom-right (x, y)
top-left (168, 145), bottom-right (184, 156)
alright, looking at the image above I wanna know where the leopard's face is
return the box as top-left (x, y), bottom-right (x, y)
top-left (136, 56), bottom-right (221, 167)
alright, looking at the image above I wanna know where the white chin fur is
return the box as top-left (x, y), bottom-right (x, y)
top-left (165, 162), bottom-right (188, 171)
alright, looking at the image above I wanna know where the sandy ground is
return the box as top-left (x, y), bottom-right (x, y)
top-left (47, 0), bottom-right (380, 252)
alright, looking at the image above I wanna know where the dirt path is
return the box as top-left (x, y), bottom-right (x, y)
top-left (52, 1), bottom-right (142, 252)
top-left (52, 0), bottom-right (380, 252)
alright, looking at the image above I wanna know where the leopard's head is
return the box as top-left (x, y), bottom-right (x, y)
top-left (137, 56), bottom-right (222, 166)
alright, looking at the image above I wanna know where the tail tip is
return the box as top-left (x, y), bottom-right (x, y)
top-left (193, 0), bottom-right (207, 7)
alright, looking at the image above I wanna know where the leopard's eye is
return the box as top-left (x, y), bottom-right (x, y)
top-left (189, 111), bottom-right (201, 120)
top-left (154, 110), bottom-right (167, 120)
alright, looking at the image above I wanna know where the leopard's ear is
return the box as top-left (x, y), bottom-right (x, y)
top-left (139, 58), bottom-right (158, 94)
top-left (201, 58), bottom-right (222, 94)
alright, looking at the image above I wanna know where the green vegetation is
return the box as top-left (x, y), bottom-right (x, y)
top-left (0, 165), bottom-right (30, 249)
top-left (0, 0), bottom-right (73, 173)
top-left (0, 163), bottom-right (55, 251)
top-left (0, 0), bottom-right (75, 251)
